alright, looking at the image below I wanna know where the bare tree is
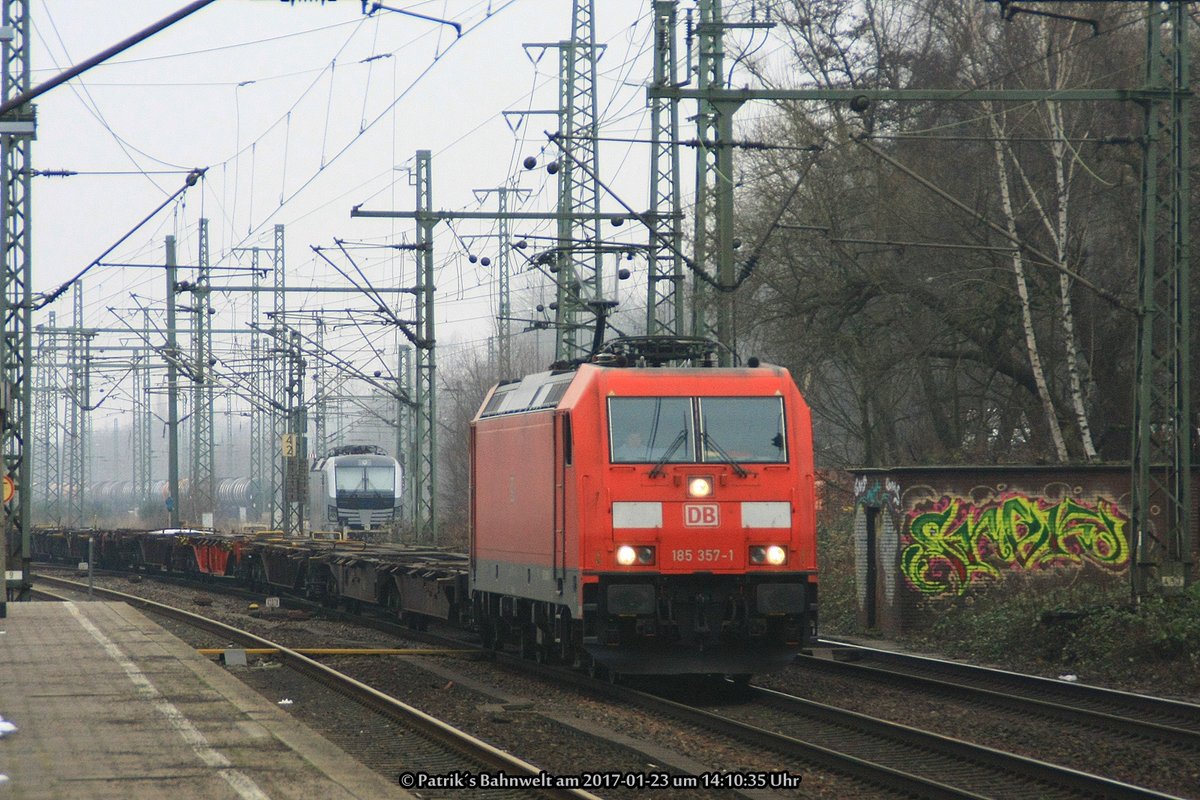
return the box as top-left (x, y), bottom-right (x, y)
top-left (732, 0), bottom-right (1145, 466)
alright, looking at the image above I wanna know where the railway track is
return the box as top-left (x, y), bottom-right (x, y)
top-left (805, 639), bottom-right (1200, 748)
top-left (37, 567), bottom-right (1193, 799)
top-left (34, 575), bottom-right (600, 800)
top-left (484, 650), bottom-right (1182, 799)
top-left (721, 684), bottom-right (1181, 800)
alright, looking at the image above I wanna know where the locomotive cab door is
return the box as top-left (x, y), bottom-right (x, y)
top-left (552, 411), bottom-right (571, 595)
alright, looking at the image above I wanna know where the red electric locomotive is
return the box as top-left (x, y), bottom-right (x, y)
top-left (470, 338), bottom-right (818, 678)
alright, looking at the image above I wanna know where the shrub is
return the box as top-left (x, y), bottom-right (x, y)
top-left (904, 571), bottom-right (1200, 691)
top-left (816, 505), bottom-right (857, 635)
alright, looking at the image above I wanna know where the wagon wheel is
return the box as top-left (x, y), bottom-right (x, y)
top-left (382, 584), bottom-right (404, 621)
top-left (534, 638), bottom-right (551, 665)
top-left (518, 628), bottom-right (537, 660)
top-left (728, 673), bottom-right (753, 694)
top-left (567, 646), bottom-right (583, 670)
top-left (478, 622), bottom-right (498, 651)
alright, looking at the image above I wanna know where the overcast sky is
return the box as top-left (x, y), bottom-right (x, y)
top-left (25, 0), bottom-right (785, 442)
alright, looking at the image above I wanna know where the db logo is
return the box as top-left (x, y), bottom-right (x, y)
top-left (684, 504), bottom-right (720, 527)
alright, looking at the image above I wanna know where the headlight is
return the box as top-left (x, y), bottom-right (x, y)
top-left (687, 476), bottom-right (714, 498)
top-left (749, 545), bottom-right (788, 566)
top-left (616, 545), bottom-right (656, 566)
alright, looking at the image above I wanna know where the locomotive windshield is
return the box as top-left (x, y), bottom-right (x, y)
top-left (699, 397), bottom-right (786, 463)
top-left (609, 397), bottom-right (695, 463)
top-left (335, 465), bottom-right (395, 495)
top-left (608, 396), bottom-right (786, 464)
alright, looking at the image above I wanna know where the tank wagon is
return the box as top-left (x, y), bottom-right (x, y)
top-left (72, 478), bottom-right (261, 526)
top-left (308, 445), bottom-right (404, 535)
top-left (469, 337), bottom-right (819, 677)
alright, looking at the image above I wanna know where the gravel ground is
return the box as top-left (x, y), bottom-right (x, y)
top-left (755, 666), bottom-right (1200, 800)
top-left (40, 569), bottom-right (1197, 799)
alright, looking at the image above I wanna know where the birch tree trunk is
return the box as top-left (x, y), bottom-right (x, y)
top-left (987, 108), bottom-right (1070, 462)
top-left (997, 17), bottom-right (1098, 460)
top-left (1045, 97), bottom-right (1099, 461)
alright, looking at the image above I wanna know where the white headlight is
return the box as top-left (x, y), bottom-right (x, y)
top-left (616, 545), bottom-right (638, 565)
top-left (687, 476), bottom-right (714, 498)
top-left (765, 545), bottom-right (787, 566)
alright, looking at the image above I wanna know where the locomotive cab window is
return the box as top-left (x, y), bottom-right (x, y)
top-left (608, 396), bottom-right (786, 464)
top-left (608, 397), bottom-right (695, 463)
top-left (335, 465), bottom-right (395, 495)
top-left (699, 397), bottom-right (787, 463)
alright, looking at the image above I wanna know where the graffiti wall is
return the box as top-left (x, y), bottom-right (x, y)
top-left (851, 466), bottom-right (1150, 635)
top-left (903, 492), bottom-right (1129, 597)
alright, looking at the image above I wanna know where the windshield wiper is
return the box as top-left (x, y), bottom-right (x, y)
top-left (702, 432), bottom-right (749, 477)
top-left (648, 429), bottom-right (689, 478)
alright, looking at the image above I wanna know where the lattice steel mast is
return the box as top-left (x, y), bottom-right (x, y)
top-left (472, 185), bottom-right (529, 377)
top-left (0, 0), bottom-right (33, 610)
top-left (647, 0), bottom-right (685, 337)
top-left (413, 150), bottom-right (437, 543)
top-left (269, 224), bottom-right (286, 530)
top-left (190, 218), bottom-right (215, 526)
top-left (65, 283), bottom-right (89, 527)
top-left (249, 246), bottom-right (265, 521)
top-left (395, 344), bottom-right (413, 531)
top-left (134, 309), bottom-right (152, 508)
top-left (312, 318), bottom-right (327, 460)
top-left (553, 0), bottom-right (603, 362)
top-left (1131, 0), bottom-right (1192, 592)
top-left (33, 311), bottom-right (58, 524)
top-left (282, 328), bottom-right (305, 537)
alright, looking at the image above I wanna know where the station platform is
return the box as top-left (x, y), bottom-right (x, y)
top-left (0, 601), bottom-right (412, 799)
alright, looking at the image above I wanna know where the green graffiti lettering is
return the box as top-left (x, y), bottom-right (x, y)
top-left (900, 494), bottom-right (1129, 596)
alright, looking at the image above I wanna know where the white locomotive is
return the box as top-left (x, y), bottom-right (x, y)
top-left (308, 445), bottom-right (404, 535)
